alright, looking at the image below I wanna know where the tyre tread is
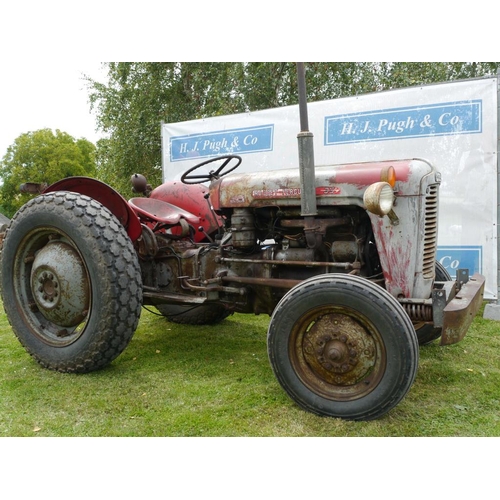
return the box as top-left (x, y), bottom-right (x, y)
top-left (267, 273), bottom-right (419, 421)
top-left (1, 192), bottom-right (142, 373)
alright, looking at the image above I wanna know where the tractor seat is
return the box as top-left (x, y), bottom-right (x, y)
top-left (129, 197), bottom-right (200, 226)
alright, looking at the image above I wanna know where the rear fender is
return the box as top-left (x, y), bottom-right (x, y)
top-left (44, 177), bottom-right (142, 242)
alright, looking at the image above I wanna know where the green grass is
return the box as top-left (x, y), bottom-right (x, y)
top-left (1, 301), bottom-right (499, 437)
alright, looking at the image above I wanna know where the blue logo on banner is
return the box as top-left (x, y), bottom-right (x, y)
top-left (170, 125), bottom-right (274, 161)
top-left (436, 246), bottom-right (482, 279)
top-left (324, 100), bottom-right (482, 145)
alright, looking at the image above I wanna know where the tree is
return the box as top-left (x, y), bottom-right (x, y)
top-left (87, 62), bottom-right (500, 195)
top-left (0, 129), bottom-right (96, 217)
top-left (87, 63), bottom-right (250, 194)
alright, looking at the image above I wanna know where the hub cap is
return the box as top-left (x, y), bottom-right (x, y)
top-left (292, 309), bottom-right (386, 401)
top-left (30, 240), bottom-right (90, 327)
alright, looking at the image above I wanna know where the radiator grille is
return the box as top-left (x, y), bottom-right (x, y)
top-left (422, 184), bottom-right (438, 279)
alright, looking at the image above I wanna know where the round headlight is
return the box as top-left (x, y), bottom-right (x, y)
top-left (363, 182), bottom-right (394, 216)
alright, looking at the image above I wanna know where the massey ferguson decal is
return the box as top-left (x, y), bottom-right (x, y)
top-left (252, 186), bottom-right (341, 199)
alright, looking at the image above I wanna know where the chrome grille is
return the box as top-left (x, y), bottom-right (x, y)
top-left (422, 184), bottom-right (438, 279)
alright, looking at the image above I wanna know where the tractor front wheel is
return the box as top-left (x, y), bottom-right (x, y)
top-left (267, 274), bottom-right (419, 421)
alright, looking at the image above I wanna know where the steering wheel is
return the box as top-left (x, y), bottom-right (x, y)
top-left (180, 155), bottom-right (242, 185)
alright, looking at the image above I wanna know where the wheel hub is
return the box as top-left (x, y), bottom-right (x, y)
top-left (302, 312), bottom-right (377, 387)
top-left (323, 339), bottom-right (357, 372)
top-left (30, 241), bottom-right (90, 327)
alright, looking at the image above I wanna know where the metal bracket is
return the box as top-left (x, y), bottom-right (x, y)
top-left (456, 269), bottom-right (470, 290)
top-left (432, 288), bottom-right (447, 328)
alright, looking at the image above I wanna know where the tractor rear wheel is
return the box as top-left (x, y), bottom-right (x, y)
top-left (0, 192), bottom-right (142, 372)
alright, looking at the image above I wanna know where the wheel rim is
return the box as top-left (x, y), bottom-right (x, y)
top-left (290, 306), bottom-right (386, 401)
top-left (13, 227), bottom-right (91, 346)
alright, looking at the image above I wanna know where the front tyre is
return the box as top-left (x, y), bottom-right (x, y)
top-left (0, 192), bottom-right (143, 373)
top-left (267, 274), bottom-right (419, 421)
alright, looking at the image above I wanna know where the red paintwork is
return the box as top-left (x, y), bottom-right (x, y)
top-left (129, 198), bottom-right (200, 226)
top-left (332, 161), bottom-right (411, 186)
top-left (44, 177), bottom-right (142, 242)
top-left (369, 215), bottom-right (412, 298)
top-left (150, 181), bottom-right (221, 242)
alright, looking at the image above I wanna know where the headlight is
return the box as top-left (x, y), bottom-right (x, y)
top-left (363, 182), bottom-right (394, 216)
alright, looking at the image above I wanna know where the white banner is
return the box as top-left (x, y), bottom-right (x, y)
top-left (162, 77), bottom-right (498, 299)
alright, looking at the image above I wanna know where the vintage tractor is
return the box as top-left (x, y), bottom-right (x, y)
top-left (0, 153), bottom-right (485, 420)
top-left (0, 68), bottom-right (485, 421)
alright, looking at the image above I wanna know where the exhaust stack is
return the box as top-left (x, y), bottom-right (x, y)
top-left (296, 63), bottom-right (318, 248)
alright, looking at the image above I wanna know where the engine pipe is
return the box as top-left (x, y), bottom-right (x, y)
top-left (297, 63), bottom-right (320, 250)
top-left (296, 63), bottom-right (317, 219)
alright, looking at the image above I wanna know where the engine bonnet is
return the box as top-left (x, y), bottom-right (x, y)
top-left (211, 159), bottom-right (429, 210)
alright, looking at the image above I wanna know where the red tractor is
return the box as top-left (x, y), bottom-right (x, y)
top-left (0, 67), bottom-right (485, 420)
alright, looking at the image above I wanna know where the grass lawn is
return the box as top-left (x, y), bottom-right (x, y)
top-left (1, 299), bottom-right (499, 438)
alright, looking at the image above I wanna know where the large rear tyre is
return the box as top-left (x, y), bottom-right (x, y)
top-left (0, 192), bottom-right (142, 373)
top-left (267, 274), bottom-right (419, 421)
top-left (155, 303), bottom-right (232, 325)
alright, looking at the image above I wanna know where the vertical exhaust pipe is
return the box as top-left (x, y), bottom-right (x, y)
top-left (297, 63), bottom-right (317, 217)
top-left (296, 63), bottom-right (318, 248)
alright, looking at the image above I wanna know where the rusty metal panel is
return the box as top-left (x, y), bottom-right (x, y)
top-left (440, 273), bottom-right (485, 345)
top-left (216, 160), bottom-right (418, 209)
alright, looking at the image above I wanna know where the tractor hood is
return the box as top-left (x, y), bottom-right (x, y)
top-left (211, 159), bottom-right (435, 210)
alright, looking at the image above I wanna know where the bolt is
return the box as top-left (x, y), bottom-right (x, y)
top-left (304, 345), bottom-right (314, 354)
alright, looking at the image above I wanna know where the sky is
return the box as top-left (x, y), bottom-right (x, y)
top-left (1, 0), bottom-right (495, 160)
top-left (0, 61), bottom-right (106, 159)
